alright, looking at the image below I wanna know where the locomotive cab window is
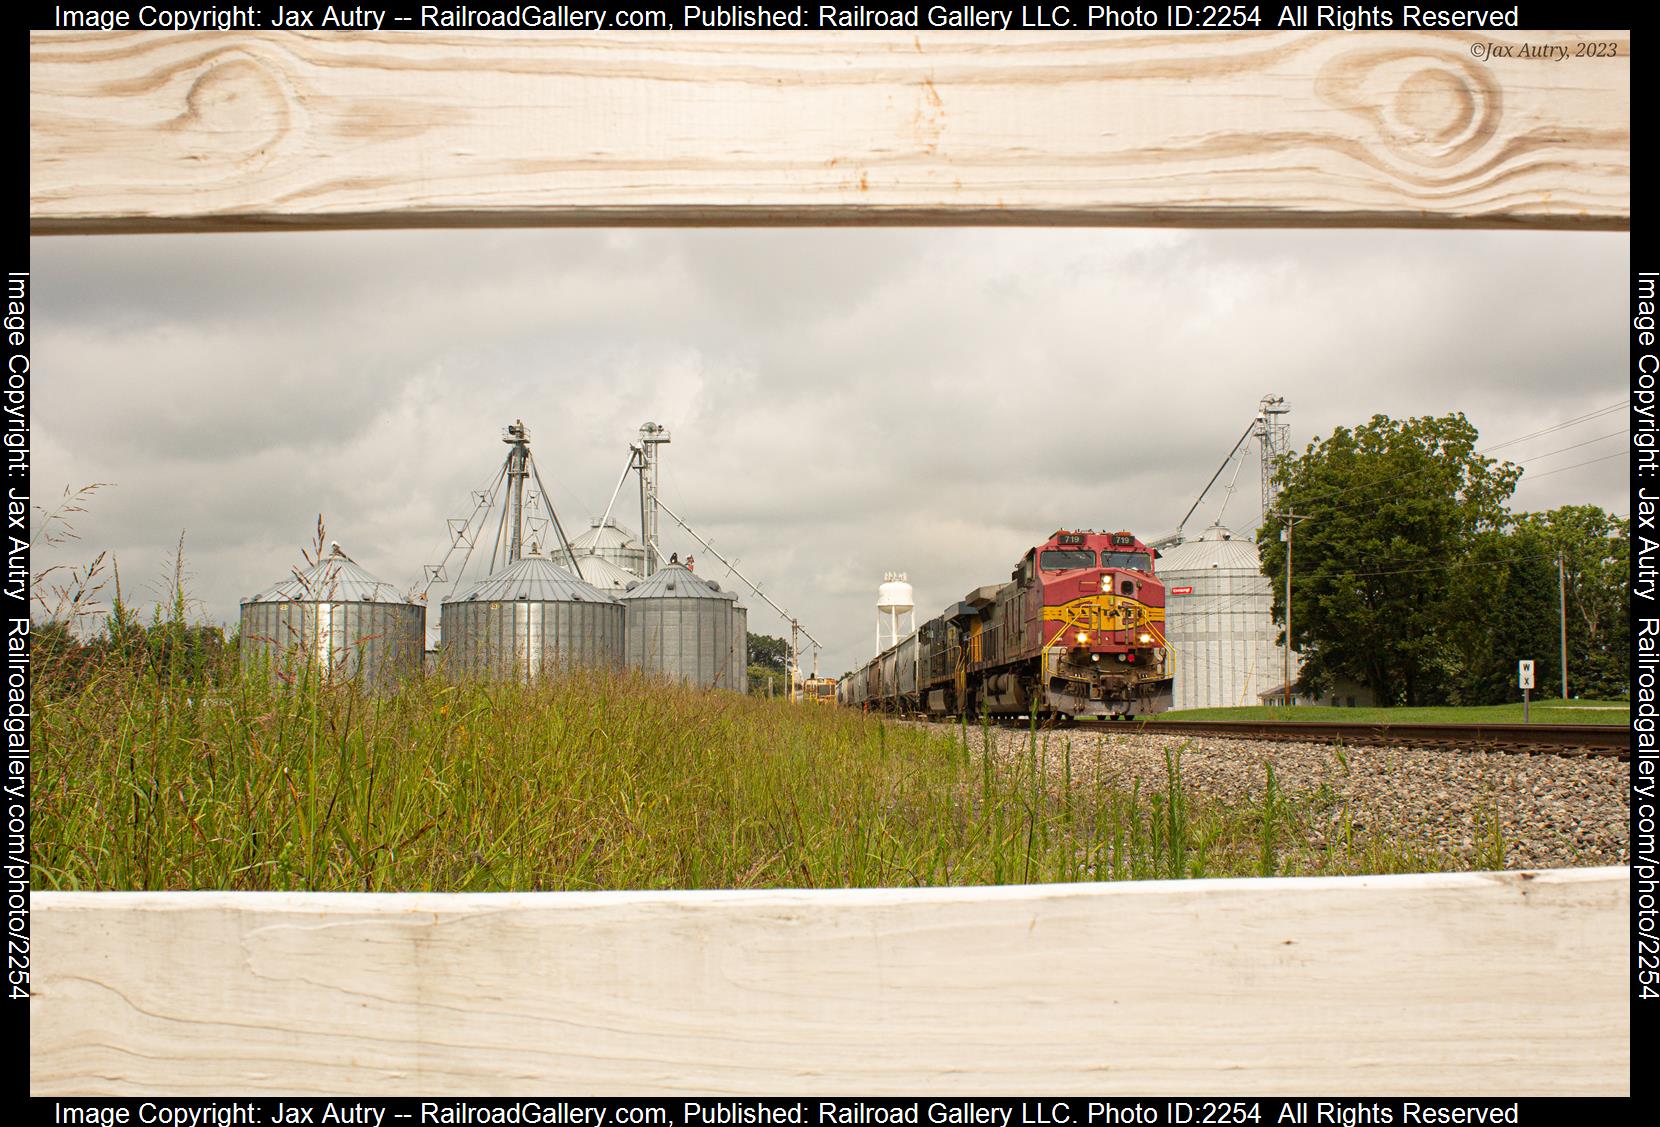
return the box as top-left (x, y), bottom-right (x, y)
top-left (1100, 551), bottom-right (1151, 572)
top-left (1039, 550), bottom-right (1095, 570)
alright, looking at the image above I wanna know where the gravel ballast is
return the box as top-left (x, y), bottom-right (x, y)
top-left (915, 722), bottom-right (1629, 871)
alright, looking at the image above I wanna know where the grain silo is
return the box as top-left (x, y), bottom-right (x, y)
top-left (567, 551), bottom-right (638, 596)
top-left (1157, 524), bottom-right (1296, 710)
top-left (550, 518), bottom-right (648, 578)
top-left (439, 554), bottom-right (624, 679)
top-left (621, 563), bottom-right (748, 691)
top-left (240, 543), bottom-right (424, 686)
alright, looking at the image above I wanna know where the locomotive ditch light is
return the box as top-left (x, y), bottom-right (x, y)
top-left (1075, 631), bottom-right (1089, 645)
top-left (1138, 633), bottom-right (1152, 644)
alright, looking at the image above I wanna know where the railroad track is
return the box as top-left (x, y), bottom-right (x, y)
top-left (955, 716), bottom-right (1628, 760)
top-left (1118, 719), bottom-right (1630, 760)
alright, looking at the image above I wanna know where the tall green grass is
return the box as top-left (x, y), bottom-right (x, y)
top-left (34, 657), bottom-right (1454, 892)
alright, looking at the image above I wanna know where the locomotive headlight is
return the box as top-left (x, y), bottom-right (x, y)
top-left (1138, 633), bottom-right (1152, 644)
top-left (1075, 631), bottom-right (1089, 645)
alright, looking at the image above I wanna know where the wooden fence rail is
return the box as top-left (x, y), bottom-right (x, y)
top-left (30, 30), bottom-right (1629, 232)
top-left (32, 869), bottom-right (1629, 1095)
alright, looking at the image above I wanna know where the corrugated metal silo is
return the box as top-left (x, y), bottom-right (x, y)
top-left (240, 543), bottom-right (424, 686)
top-left (568, 551), bottom-right (638, 596)
top-left (733, 603), bottom-right (748, 693)
top-left (550, 518), bottom-right (647, 578)
top-left (1157, 524), bottom-right (1298, 710)
top-left (620, 564), bottom-right (748, 691)
top-left (440, 555), bottom-right (624, 679)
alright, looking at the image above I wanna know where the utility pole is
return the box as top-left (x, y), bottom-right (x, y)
top-left (1558, 552), bottom-right (1569, 699)
top-left (1281, 512), bottom-right (1307, 708)
top-left (1284, 517), bottom-right (1293, 708)
top-left (789, 619), bottom-right (801, 704)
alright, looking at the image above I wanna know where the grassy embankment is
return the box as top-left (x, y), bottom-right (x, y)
top-left (1154, 700), bottom-right (1629, 725)
top-left (35, 658), bottom-right (1466, 892)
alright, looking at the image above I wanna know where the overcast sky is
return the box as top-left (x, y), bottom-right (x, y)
top-left (30, 227), bottom-right (1629, 675)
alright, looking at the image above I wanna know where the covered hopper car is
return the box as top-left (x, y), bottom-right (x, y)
top-left (840, 530), bottom-right (1172, 720)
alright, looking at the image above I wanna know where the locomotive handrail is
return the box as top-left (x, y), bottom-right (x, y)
top-left (1143, 620), bottom-right (1175, 680)
top-left (1039, 601), bottom-right (1091, 683)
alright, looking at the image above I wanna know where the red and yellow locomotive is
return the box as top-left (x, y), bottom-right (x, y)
top-left (840, 530), bottom-right (1172, 719)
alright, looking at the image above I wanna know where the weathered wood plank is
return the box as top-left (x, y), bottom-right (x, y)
top-left (30, 31), bottom-right (1628, 232)
top-left (31, 868), bottom-right (1630, 1095)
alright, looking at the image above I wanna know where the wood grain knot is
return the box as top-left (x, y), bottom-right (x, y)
top-left (167, 54), bottom-right (290, 162)
top-left (1316, 49), bottom-right (1501, 169)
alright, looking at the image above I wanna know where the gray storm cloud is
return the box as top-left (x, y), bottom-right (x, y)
top-left (29, 227), bottom-right (1630, 675)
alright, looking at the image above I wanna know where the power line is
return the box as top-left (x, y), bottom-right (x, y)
top-left (1276, 522), bottom-right (1627, 584)
top-left (1200, 423), bottom-right (1622, 546)
top-left (1185, 437), bottom-right (1624, 618)
top-left (1263, 402), bottom-right (1628, 517)
top-left (1160, 489), bottom-right (1628, 625)
top-left (1271, 433), bottom-right (1626, 524)
top-left (1514, 450), bottom-right (1627, 483)
top-left (1513, 429), bottom-right (1626, 465)
top-left (1482, 400), bottom-right (1629, 452)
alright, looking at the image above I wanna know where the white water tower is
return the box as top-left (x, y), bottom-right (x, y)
top-left (876, 571), bottom-right (915, 654)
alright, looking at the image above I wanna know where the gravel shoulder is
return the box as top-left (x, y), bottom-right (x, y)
top-left (913, 722), bottom-right (1629, 871)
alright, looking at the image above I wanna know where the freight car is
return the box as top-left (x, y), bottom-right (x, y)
top-left (841, 530), bottom-right (1172, 720)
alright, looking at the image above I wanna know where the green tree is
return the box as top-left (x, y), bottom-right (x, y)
top-left (1257, 413), bottom-right (1520, 707)
top-left (1440, 505), bottom-right (1628, 704)
top-left (745, 633), bottom-right (790, 697)
top-left (746, 664), bottom-right (789, 697)
top-left (746, 633), bottom-right (788, 674)
top-left (1514, 505), bottom-right (1630, 700)
top-left (1443, 524), bottom-right (1558, 704)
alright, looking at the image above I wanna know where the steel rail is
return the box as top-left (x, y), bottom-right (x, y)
top-left (960, 716), bottom-right (1629, 760)
top-left (1135, 719), bottom-right (1629, 760)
